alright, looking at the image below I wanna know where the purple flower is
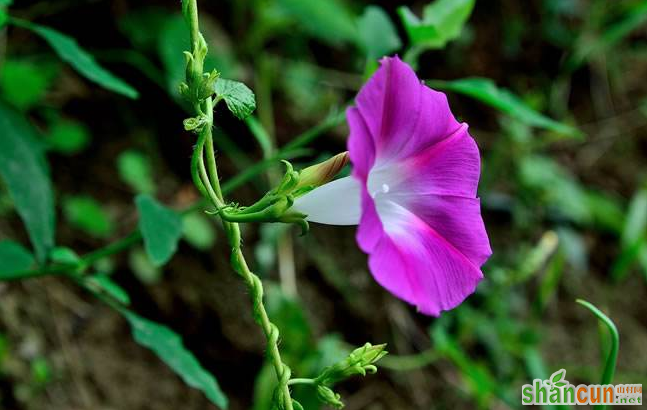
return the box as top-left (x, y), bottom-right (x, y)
top-left (294, 56), bottom-right (491, 316)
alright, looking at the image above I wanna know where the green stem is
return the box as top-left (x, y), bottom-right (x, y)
top-left (287, 378), bottom-right (316, 386)
top-left (576, 299), bottom-right (619, 385)
top-left (184, 2), bottom-right (294, 408)
top-left (576, 299), bottom-right (619, 410)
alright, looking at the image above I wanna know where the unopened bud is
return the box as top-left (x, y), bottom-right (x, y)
top-left (296, 152), bottom-right (349, 191)
top-left (315, 343), bottom-right (387, 385)
top-left (316, 385), bottom-right (343, 409)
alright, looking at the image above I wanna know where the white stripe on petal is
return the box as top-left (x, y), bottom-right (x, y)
top-left (292, 176), bottom-right (361, 225)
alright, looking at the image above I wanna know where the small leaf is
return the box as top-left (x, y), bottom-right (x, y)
top-left (88, 274), bottom-right (130, 305)
top-left (136, 194), bottom-right (182, 267)
top-left (0, 240), bottom-right (34, 278)
top-left (117, 150), bottom-right (156, 194)
top-left (398, 0), bottom-right (474, 49)
top-left (357, 6), bottom-right (402, 61)
top-left (182, 213), bottom-right (216, 251)
top-left (554, 382), bottom-right (567, 387)
top-left (0, 103), bottom-right (55, 262)
top-left (63, 195), bottom-right (114, 238)
top-left (427, 77), bottom-right (582, 138)
top-left (47, 120), bottom-right (91, 155)
top-left (50, 246), bottom-right (81, 265)
top-left (122, 310), bottom-right (228, 408)
top-left (214, 79), bottom-right (256, 120)
top-left (14, 19), bottom-right (138, 98)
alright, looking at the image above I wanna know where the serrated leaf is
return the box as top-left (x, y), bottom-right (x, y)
top-left (398, 0), bottom-right (474, 49)
top-left (214, 79), bottom-right (256, 120)
top-left (0, 103), bottom-right (55, 263)
top-left (117, 150), bottom-right (156, 194)
top-left (136, 195), bottom-right (182, 267)
top-left (427, 77), bottom-right (582, 138)
top-left (63, 196), bottom-right (114, 238)
top-left (122, 310), bottom-right (228, 408)
top-left (0, 240), bottom-right (34, 278)
top-left (14, 19), bottom-right (138, 98)
top-left (357, 6), bottom-right (402, 61)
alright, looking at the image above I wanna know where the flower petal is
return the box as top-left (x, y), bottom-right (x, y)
top-left (292, 176), bottom-right (361, 225)
top-left (355, 56), bottom-right (461, 164)
top-left (394, 124), bottom-right (481, 198)
top-left (347, 107), bottom-right (375, 180)
top-left (395, 193), bottom-right (491, 267)
top-left (367, 200), bottom-right (483, 316)
top-left (356, 186), bottom-right (383, 253)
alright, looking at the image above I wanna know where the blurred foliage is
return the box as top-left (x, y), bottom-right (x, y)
top-left (1, 0), bottom-right (647, 409)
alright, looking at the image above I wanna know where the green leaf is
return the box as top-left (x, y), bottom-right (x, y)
top-left (117, 150), bottom-right (156, 194)
top-left (427, 77), bottom-right (583, 138)
top-left (136, 194), bottom-right (182, 267)
top-left (612, 187), bottom-right (647, 281)
top-left (88, 274), bottom-right (130, 305)
top-left (182, 213), bottom-right (216, 251)
top-left (47, 119), bottom-right (91, 155)
top-left (49, 246), bottom-right (81, 265)
top-left (214, 79), bottom-right (256, 120)
top-left (14, 19), bottom-right (138, 99)
top-left (122, 310), bottom-right (228, 408)
top-left (129, 248), bottom-right (162, 284)
top-left (0, 59), bottom-right (58, 111)
top-left (276, 0), bottom-right (358, 45)
top-left (398, 0), bottom-right (474, 49)
top-left (63, 195), bottom-right (114, 238)
top-left (622, 187), bottom-right (647, 248)
top-left (0, 240), bottom-right (34, 278)
top-left (357, 6), bottom-right (402, 61)
top-left (0, 103), bottom-right (55, 262)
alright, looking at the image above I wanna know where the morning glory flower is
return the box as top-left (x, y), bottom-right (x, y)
top-left (293, 56), bottom-right (491, 316)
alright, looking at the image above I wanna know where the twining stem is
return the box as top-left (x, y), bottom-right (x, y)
top-left (184, 1), bottom-right (294, 408)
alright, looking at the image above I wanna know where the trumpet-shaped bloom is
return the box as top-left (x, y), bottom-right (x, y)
top-left (293, 57), bottom-right (491, 316)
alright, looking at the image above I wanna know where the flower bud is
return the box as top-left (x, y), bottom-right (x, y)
top-left (296, 152), bottom-right (349, 191)
top-left (315, 343), bottom-right (388, 385)
top-left (316, 385), bottom-right (343, 409)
